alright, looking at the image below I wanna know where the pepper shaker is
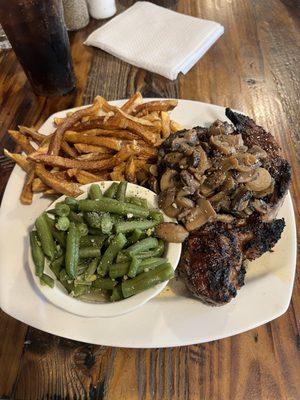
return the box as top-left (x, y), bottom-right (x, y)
top-left (86, 0), bottom-right (116, 19)
top-left (63, 0), bottom-right (90, 31)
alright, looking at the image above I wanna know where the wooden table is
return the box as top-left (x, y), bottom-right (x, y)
top-left (0, 1), bottom-right (299, 399)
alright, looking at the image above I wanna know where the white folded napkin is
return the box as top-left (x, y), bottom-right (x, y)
top-left (85, 2), bottom-right (224, 80)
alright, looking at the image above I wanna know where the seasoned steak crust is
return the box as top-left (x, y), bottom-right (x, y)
top-left (179, 216), bottom-right (285, 305)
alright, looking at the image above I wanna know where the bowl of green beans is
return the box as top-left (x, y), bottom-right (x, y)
top-left (29, 181), bottom-right (182, 317)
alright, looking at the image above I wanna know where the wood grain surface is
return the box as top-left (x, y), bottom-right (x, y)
top-left (0, 0), bottom-right (299, 399)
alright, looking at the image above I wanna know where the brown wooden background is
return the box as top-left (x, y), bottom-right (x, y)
top-left (0, 1), bottom-right (299, 399)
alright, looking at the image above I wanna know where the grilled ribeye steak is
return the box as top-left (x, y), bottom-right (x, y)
top-left (179, 216), bottom-right (285, 305)
top-left (171, 109), bottom-right (291, 305)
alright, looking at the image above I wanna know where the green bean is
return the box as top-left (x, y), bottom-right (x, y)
top-left (40, 273), bottom-right (55, 288)
top-left (109, 262), bottom-right (130, 279)
top-left (100, 213), bottom-right (113, 234)
top-left (149, 210), bottom-right (164, 223)
top-left (65, 222), bottom-right (80, 279)
top-left (45, 215), bottom-right (66, 247)
top-left (79, 247), bottom-right (101, 259)
top-left (55, 216), bottom-right (70, 231)
top-left (77, 222), bottom-right (89, 237)
top-left (88, 183), bottom-right (102, 200)
top-left (59, 269), bottom-right (74, 292)
top-left (74, 273), bottom-right (95, 285)
top-left (79, 198), bottom-right (149, 218)
top-left (49, 255), bottom-right (64, 279)
top-left (97, 233), bottom-right (127, 277)
top-left (72, 285), bottom-right (90, 297)
top-left (68, 210), bottom-right (84, 224)
top-left (115, 219), bottom-right (158, 233)
top-left (85, 258), bottom-right (99, 277)
top-left (136, 240), bottom-right (165, 259)
top-left (64, 197), bottom-right (79, 211)
top-left (55, 202), bottom-right (70, 217)
top-left (30, 231), bottom-right (45, 277)
top-left (126, 196), bottom-right (148, 208)
top-left (104, 182), bottom-right (119, 198)
top-left (88, 227), bottom-right (104, 236)
top-left (35, 213), bottom-right (57, 260)
top-left (126, 237), bottom-right (158, 256)
top-left (126, 229), bottom-right (143, 246)
top-left (110, 285), bottom-right (123, 302)
top-left (80, 234), bottom-right (106, 248)
top-left (122, 263), bottom-right (174, 298)
top-left (128, 255), bottom-right (141, 278)
top-left (84, 212), bottom-right (102, 228)
top-left (116, 251), bottom-right (130, 263)
top-left (116, 182), bottom-right (127, 202)
top-left (92, 278), bottom-right (116, 290)
top-left (109, 257), bottom-right (167, 279)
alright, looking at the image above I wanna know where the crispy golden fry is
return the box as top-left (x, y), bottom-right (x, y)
top-left (121, 92), bottom-right (143, 114)
top-left (29, 153), bottom-right (119, 171)
top-left (20, 169), bottom-right (35, 205)
top-left (74, 143), bottom-right (114, 154)
top-left (134, 99), bottom-right (178, 117)
top-left (125, 157), bottom-right (137, 183)
top-left (160, 111), bottom-right (171, 139)
top-left (67, 169), bottom-right (110, 184)
top-left (61, 140), bottom-right (78, 158)
top-left (108, 110), bottom-right (157, 145)
top-left (35, 164), bottom-right (83, 197)
top-left (143, 112), bottom-right (161, 122)
top-left (8, 130), bottom-right (36, 154)
top-left (114, 144), bottom-right (140, 163)
top-left (18, 126), bottom-right (45, 143)
top-left (42, 189), bottom-right (59, 196)
top-left (170, 120), bottom-right (183, 132)
top-left (48, 96), bottom-right (106, 156)
top-left (76, 153), bottom-right (112, 161)
top-left (67, 128), bottom-right (138, 141)
top-left (32, 178), bottom-right (48, 193)
top-left (64, 131), bottom-right (121, 151)
top-left (110, 170), bottom-right (125, 181)
top-left (3, 149), bottom-right (32, 173)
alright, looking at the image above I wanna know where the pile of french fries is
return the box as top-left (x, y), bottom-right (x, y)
top-left (4, 92), bottom-right (182, 205)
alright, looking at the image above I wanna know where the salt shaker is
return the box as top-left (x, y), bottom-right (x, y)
top-left (63, 0), bottom-right (90, 31)
top-left (86, 0), bottom-right (117, 20)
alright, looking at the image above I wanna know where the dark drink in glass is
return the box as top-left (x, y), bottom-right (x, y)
top-left (0, 0), bottom-right (76, 97)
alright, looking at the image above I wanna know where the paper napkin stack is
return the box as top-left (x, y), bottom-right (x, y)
top-left (85, 2), bottom-right (224, 80)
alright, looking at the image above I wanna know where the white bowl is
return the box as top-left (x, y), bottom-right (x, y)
top-left (28, 181), bottom-right (182, 318)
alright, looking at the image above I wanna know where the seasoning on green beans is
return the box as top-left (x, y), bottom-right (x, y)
top-left (29, 181), bottom-right (175, 303)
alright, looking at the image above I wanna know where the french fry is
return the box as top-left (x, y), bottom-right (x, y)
top-left (48, 96), bottom-right (106, 156)
top-left (42, 189), bottom-right (59, 196)
top-left (170, 120), bottom-right (183, 132)
top-left (134, 99), bottom-right (178, 117)
top-left (110, 170), bottom-right (125, 181)
top-left (35, 164), bottom-right (83, 197)
top-left (76, 153), bottom-right (112, 161)
top-left (74, 143), bottom-right (114, 154)
top-left (108, 110), bottom-right (157, 145)
top-left (67, 169), bottom-right (110, 184)
top-left (125, 157), bottom-right (137, 183)
top-left (61, 140), bottom-right (78, 158)
top-left (7, 130), bottom-right (36, 154)
top-left (4, 149), bottom-right (32, 173)
top-left (64, 131), bottom-right (121, 151)
top-left (18, 126), bottom-right (45, 143)
top-left (160, 111), bottom-right (171, 139)
top-left (121, 92), bottom-right (143, 114)
top-left (67, 128), bottom-right (138, 141)
top-left (114, 143), bottom-right (140, 163)
top-left (20, 169), bottom-right (35, 205)
top-left (29, 153), bottom-right (119, 171)
top-left (32, 178), bottom-right (48, 193)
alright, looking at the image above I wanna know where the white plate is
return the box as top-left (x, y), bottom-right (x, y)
top-left (0, 99), bottom-right (297, 348)
top-left (29, 182), bottom-right (181, 318)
